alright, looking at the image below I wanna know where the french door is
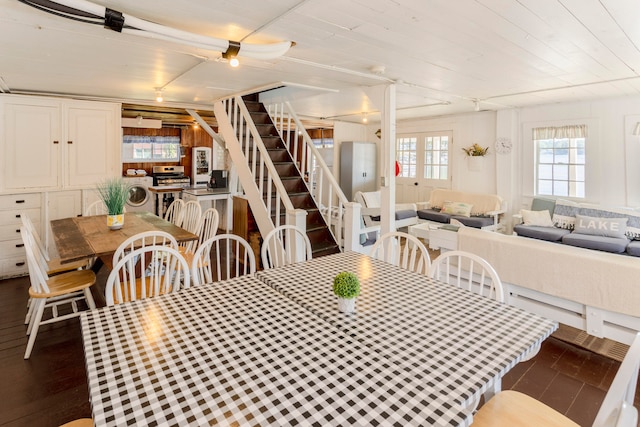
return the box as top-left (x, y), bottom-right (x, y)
top-left (396, 131), bottom-right (452, 203)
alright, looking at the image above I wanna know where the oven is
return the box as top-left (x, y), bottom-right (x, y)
top-left (152, 165), bottom-right (190, 216)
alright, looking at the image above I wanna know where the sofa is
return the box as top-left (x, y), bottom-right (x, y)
top-left (513, 197), bottom-right (640, 256)
top-left (458, 226), bottom-right (640, 344)
top-left (354, 190), bottom-right (418, 229)
top-left (416, 189), bottom-right (506, 231)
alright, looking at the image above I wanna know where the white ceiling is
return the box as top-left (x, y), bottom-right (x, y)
top-left (2, 0), bottom-right (640, 124)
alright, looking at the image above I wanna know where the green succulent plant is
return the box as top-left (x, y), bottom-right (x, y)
top-left (332, 271), bottom-right (360, 299)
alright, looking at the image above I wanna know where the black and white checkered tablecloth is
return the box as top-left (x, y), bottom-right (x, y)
top-left (256, 252), bottom-right (558, 408)
top-left (82, 275), bottom-right (471, 426)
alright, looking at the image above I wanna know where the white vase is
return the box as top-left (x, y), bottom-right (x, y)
top-left (337, 297), bottom-right (356, 313)
top-left (467, 156), bottom-right (485, 172)
top-left (107, 214), bottom-right (124, 230)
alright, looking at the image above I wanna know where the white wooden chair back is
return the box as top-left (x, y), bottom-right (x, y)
top-left (180, 201), bottom-right (202, 232)
top-left (164, 199), bottom-right (184, 225)
top-left (191, 234), bottom-right (256, 285)
top-left (430, 250), bottom-right (504, 302)
top-left (20, 214), bottom-right (50, 262)
top-left (261, 225), bottom-right (312, 269)
top-left (112, 231), bottom-right (179, 266)
top-left (105, 245), bottom-right (190, 306)
top-left (592, 332), bottom-right (640, 427)
top-left (20, 227), bottom-right (51, 294)
top-left (186, 208), bottom-right (219, 255)
top-left (84, 200), bottom-right (109, 216)
top-left (370, 231), bottom-right (431, 275)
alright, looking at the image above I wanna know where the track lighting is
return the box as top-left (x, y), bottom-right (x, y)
top-left (474, 100), bottom-right (480, 112)
top-left (155, 89), bottom-right (163, 102)
top-left (222, 41), bottom-right (241, 67)
top-left (136, 115), bottom-right (143, 125)
top-left (362, 112), bottom-right (368, 123)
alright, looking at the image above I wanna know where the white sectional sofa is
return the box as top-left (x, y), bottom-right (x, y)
top-left (354, 190), bottom-right (418, 229)
top-left (457, 226), bottom-right (640, 345)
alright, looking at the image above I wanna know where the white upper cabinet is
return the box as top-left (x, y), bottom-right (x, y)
top-left (0, 95), bottom-right (121, 192)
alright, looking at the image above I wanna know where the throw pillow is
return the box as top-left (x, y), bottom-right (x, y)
top-left (573, 214), bottom-right (628, 239)
top-left (441, 201), bottom-right (473, 218)
top-left (521, 209), bottom-right (554, 227)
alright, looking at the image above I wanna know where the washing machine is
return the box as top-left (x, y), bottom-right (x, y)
top-left (123, 176), bottom-right (154, 212)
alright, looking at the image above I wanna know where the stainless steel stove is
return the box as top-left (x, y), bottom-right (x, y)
top-left (152, 165), bottom-right (191, 188)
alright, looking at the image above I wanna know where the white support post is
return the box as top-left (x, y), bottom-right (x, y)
top-left (286, 209), bottom-right (308, 262)
top-left (343, 202), bottom-right (361, 252)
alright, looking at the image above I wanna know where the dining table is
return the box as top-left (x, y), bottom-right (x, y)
top-left (81, 275), bottom-right (473, 426)
top-left (255, 251), bottom-right (558, 410)
top-left (50, 211), bottom-right (198, 264)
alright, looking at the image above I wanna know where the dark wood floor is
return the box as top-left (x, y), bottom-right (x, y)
top-left (0, 272), bottom-right (637, 427)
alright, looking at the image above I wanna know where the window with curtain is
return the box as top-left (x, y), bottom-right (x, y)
top-left (122, 135), bottom-right (180, 162)
top-left (533, 125), bottom-right (586, 198)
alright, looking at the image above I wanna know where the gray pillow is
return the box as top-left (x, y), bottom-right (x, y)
top-left (573, 214), bottom-right (628, 239)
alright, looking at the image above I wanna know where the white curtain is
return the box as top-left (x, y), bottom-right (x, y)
top-left (532, 124), bottom-right (587, 139)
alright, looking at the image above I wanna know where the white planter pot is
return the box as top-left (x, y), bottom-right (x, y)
top-left (467, 156), bottom-right (485, 172)
top-left (337, 297), bottom-right (356, 313)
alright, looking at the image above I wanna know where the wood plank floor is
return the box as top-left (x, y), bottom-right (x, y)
top-left (0, 272), bottom-right (637, 427)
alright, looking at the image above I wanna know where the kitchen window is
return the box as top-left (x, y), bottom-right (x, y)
top-left (122, 135), bottom-right (180, 162)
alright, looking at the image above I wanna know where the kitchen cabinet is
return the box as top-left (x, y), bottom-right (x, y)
top-left (0, 94), bottom-right (121, 192)
top-left (340, 141), bottom-right (377, 201)
top-left (0, 193), bottom-right (42, 279)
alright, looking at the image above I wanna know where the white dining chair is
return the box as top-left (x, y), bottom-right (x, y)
top-left (430, 250), bottom-right (504, 302)
top-left (20, 227), bottom-right (96, 359)
top-left (261, 224), bottom-right (312, 269)
top-left (105, 245), bottom-right (190, 306)
top-left (164, 199), bottom-right (184, 225)
top-left (112, 230), bottom-right (179, 265)
top-left (182, 207), bottom-right (219, 265)
top-left (180, 200), bottom-right (202, 232)
top-left (369, 231), bottom-right (431, 275)
top-left (20, 214), bottom-right (88, 326)
top-left (191, 234), bottom-right (256, 285)
top-left (473, 331), bottom-right (640, 427)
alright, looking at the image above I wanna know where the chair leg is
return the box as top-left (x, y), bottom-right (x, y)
top-left (24, 299), bottom-right (46, 359)
top-left (26, 298), bottom-right (41, 336)
top-left (84, 288), bottom-right (96, 310)
top-left (24, 297), bottom-right (34, 325)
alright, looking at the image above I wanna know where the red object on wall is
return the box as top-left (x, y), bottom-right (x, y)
top-left (395, 161), bottom-right (401, 176)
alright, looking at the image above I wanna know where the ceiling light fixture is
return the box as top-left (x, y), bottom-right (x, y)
top-left (20, 0), bottom-right (294, 60)
top-left (474, 100), bottom-right (480, 112)
top-left (155, 89), bottom-right (163, 102)
top-left (362, 112), bottom-right (368, 123)
top-left (136, 115), bottom-right (143, 125)
top-left (222, 41), bottom-right (241, 67)
top-left (633, 122), bottom-right (640, 136)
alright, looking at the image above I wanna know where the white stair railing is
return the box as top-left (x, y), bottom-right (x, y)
top-left (267, 101), bottom-right (360, 251)
top-left (213, 97), bottom-right (306, 242)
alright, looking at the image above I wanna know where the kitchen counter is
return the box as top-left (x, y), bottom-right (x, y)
top-left (181, 187), bottom-right (233, 232)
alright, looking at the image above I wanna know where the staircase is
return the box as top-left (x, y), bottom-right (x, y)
top-left (214, 94), bottom-right (341, 259)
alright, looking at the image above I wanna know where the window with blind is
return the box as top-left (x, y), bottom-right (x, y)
top-left (533, 125), bottom-right (586, 198)
top-left (122, 135), bottom-right (180, 162)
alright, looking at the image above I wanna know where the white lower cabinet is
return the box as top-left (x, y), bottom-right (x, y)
top-left (0, 193), bottom-right (42, 279)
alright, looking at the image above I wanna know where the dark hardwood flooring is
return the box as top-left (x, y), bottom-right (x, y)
top-left (0, 272), bottom-right (638, 427)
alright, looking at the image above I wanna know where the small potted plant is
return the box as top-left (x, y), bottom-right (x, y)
top-left (333, 271), bottom-right (360, 314)
top-left (96, 177), bottom-right (129, 230)
top-left (462, 143), bottom-right (489, 171)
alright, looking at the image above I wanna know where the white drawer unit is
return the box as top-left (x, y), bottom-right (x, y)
top-left (0, 193), bottom-right (43, 278)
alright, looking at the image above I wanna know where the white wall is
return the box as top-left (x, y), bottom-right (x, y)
top-left (396, 111), bottom-right (497, 197)
top-left (505, 94), bottom-right (640, 212)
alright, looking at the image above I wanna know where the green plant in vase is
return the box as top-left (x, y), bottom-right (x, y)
top-left (96, 177), bottom-right (129, 230)
top-left (333, 271), bottom-right (360, 313)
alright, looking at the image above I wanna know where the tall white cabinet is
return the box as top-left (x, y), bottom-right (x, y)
top-left (1, 95), bottom-right (120, 191)
top-left (340, 141), bottom-right (378, 201)
top-left (0, 94), bottom-right (121, 278)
